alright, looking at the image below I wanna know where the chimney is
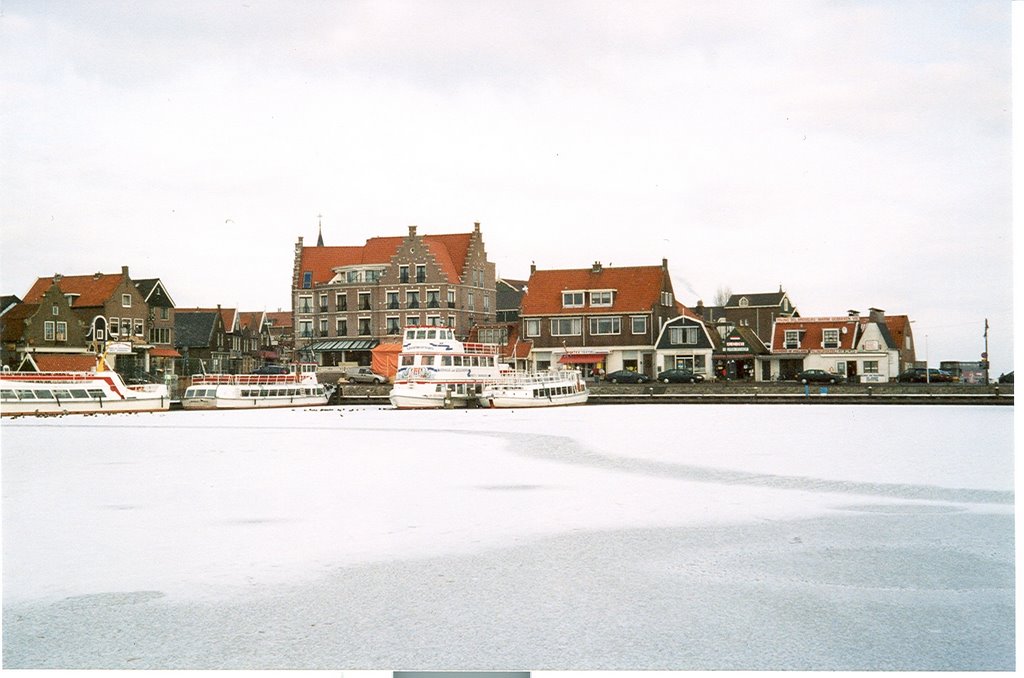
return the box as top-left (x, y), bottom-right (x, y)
top-left (591, 261), bottom-right (602, 274)
top-left (847, 309), bottom-right (860, 317)
top-left (53, 273), bottom-right (62, 283)
top-left (662, 258), bottom-right (668, 271)
top-left (696, 300), bottom-right (704, 310)
top-left (474, 222), bottom-right (480, 233)
top-left (530, 262), bottom-right (536, 275)
top-left (409, 225), bottom-right (417, 236)
top-left (869, 307), bottom-right (885, 322)
top-left (121, 265), bottom-right (129, 278)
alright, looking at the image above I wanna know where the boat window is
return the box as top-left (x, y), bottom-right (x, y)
top-left (415, 330), bottom-right (427, 339)
top-left (87, 389), bottom-right (105, 399)
top-left (259, 389), bottom-right (268, 397)
top-left (1, 389), bottom-right (16, 400)
top-left (16, 390), bottom-right (36, 399)
top-left (70, 389), bottom-right (89, 398)
top-left (401, 356), bottom-right (415, 366)
top-left (471, 357), bottom-right (480, 366)
top-left (442, 356), bottom-right (452, 366)
top-left (52, 389), bottom-right (72, 399)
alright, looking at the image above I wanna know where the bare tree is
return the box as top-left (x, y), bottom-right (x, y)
top-left (713, 286), bottom-right (732, 306)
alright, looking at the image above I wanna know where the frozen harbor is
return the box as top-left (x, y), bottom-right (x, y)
top-left (1, 404), bottom-right (1014, 670)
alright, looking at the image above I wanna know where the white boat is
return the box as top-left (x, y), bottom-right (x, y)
top-left (481, 369), bottom-right (589, 408)
top-left (181, 363), bottom-right (330, 410)
top-left (388, 326), bottom-right (509, 409)
top-left (0, 357), bottom-right (170, 417)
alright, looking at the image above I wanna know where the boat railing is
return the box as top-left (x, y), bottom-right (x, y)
top-left (460, 341), bottom-right (504, 355)
top-left (1, 370), bottom-right (103, 383)
top-left (490, 369), bottom-right (585, 385)
top-left (191, 373), bottom-right (302, 386)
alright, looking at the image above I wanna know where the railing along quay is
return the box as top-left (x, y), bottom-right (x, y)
top-left (329, 382), bottom-right (1013, 406)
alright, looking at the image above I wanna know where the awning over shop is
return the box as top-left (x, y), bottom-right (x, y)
top-left (309, 339), bottom-right (380, 352)
top-left (149, 347), bottom-right (182, 358)
top-left (559, 352), bottom-right (608, 364)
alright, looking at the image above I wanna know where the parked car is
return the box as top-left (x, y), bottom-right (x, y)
top-left (345, 366), bottom-right (388, 384)
top-left (604, 370), bottom-right (652, 384)
top-left (656, 368), bottom-right (705, 383)
top-left (896, 368), bottom-right (955, 383)
top-left (796, 369), bottom-right (845, 384)
top-left (251, 364), bottom-right (290, 375)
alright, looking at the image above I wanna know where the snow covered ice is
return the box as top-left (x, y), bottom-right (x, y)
top-left (1, 404), bottom-right (1014, 670)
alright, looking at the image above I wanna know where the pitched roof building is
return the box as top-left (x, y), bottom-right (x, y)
top-left (291, 222), bottom-right (495, 366)
top-left (518, 259), bottom-right (679, 377)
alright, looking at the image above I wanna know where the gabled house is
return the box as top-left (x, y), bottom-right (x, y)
top-left (21, 267), bottom-right (151, 376)
top-left (518, 259), bottom-right (679, 378)
top-left (694, 288), bottom-right (798, 345)
top-left (654, 308), bottom-right (716, 379)
top-left (265, 310), bottom-right (293, 363)
top-left (883, 314), bottom-right (916, 373)
top-left (174, 307), bottom-right (230, 374)
top-left (135, 278), bottom-right (180, 376)
top-left (714, 325), bottom-right (770, 380)
top-left (239, 311), bottom-right (275, 368)
top-left (0, 285), bottom-right (89, 368)
top-left (292, 222), bottom-right (496, 367)
top-left (765, 308), bottom-right (900, 382)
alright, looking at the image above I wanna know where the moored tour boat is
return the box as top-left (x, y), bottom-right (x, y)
top-left (181, 363), bottom-right (330, 410)
top-left (388, 326), bottom-right (509, 409)
top-left (1, 352), bottom-right (170, 417)
top-left (481, 369), bottom-right (589, 408)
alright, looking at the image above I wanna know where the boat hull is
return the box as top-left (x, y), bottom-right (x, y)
top-left (1, 377), bottom-right (170, 417)
top-left (483, 391), bottom-right (589, 408)
top-left (181, 395), bottom-right (329, 410)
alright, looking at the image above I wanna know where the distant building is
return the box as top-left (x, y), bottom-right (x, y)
top-left (291, 222), bottom-right (495, 367)
top-left (135, 278), bottom-right (181, 376)
top-left (174, 307), bottom-right (230, 374)
top-left (694, 288), bottom-right (798, 346)
top-left (495, 278), bottom-right (528, 322)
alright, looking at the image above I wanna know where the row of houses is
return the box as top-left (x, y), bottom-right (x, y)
top-left (1, 221), bottom-right (919, 383)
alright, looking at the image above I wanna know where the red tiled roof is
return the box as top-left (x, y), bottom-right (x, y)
top-left (24, 273), bottom-right (123, 307)
top-left (33, 353), bottom-right (98, 372)
top-left (298, 231), bottom-right (474, 286)
top-left (520, 265), bottom-right (666, 316)
top-left (238, 311), bottom-right (265, 332)
top-left (771, 316), bottom-right (860, 352)
top-left (149, 347), bottom-right (182, 358)
top-left (1, 303), bottom-right (38, 341)
top-left (265, 311), bottom-right (291, 327)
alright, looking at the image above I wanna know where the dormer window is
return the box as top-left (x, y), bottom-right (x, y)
top-left (302, 272), bottom-right (312, 289)
top-left (784, 329), bottom-right (802, 349)
top-left (822, 329), bottom-right (840, 349)
top-left (738, 297), bottom-right (749, 307)
top-left (590, 290), bottom-right (614, 306)
top-left (562, 292), bottom-right (584, 308)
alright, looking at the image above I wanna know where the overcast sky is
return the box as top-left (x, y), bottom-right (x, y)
top-left (0, 1), bottom-right (1013, 374)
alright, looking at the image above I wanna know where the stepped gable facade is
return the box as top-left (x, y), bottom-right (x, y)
top-left (291, 222), bottom-right (495, 366)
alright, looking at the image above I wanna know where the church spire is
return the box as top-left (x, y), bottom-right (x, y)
top-left (316, 214), bottom-right (324, 247)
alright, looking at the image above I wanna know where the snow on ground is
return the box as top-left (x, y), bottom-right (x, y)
top-left (0, 404), bottom-right (1014, 669)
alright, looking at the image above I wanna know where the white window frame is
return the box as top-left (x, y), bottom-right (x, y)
top-left (589, 316), bottom-right (620, 335)
top-left (822, 328), bottom-right (840, 349)
top-left (336, 318), bottom-right (348, 335)
top-left (525, 318), bottom-right (541, 337)
top-left (109, 317), bottom-right (120, 336)
top-left (551, 317), bottom-right (582, 336)
top-left (631, 316), bottom-right (647, 335)
top-left (784, 330), bottom-right (801, 349)
top-left (134, 319), bottom-right (144, 336)
top-left (562, 292), bottom-right (584, 308)
top-left (590, 290), bottom-right (614, 306)
top-left (660, 291), bottom-right (674, 306)
top-left (44, 321), bottom-right (55, 341)
top-left (863, 360), bottom-right (880, 374)
top-left (122, 294), bottom-right (132, 308)
top-left (298, 295), bottom-right (313, 314)
top-left (336, 292), bottom-right (347, 310)
top-left (406, 314), bottom-right (420, 327)
top-left (55, 321), bottom-right (67, 342)
top-left (386, 316), bottom-right (401, 335)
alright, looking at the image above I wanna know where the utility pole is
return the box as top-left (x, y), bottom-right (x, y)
top-left (983, 318), bottom-right (990, 384)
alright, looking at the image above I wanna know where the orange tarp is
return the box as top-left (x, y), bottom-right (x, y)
top-left (371, 341), bottom-right (403, 379)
